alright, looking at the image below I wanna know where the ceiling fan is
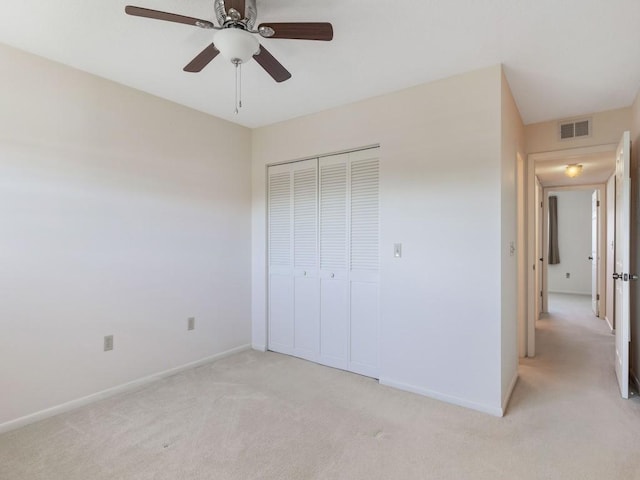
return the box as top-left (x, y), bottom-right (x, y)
top-left (125, 0), bottom-right (334, 83)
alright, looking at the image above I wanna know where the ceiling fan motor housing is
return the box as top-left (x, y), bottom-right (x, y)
top-left (214, 0), bottom-right (257, 29)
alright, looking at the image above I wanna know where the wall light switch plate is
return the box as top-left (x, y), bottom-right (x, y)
top-left (394, 243), bottom-right (402, 258)
top-left (188, 317), bottom-right (195, 331)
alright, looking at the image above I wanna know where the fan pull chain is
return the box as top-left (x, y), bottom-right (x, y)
top-left (234, 62), bottom-right (239, 114)
top-left (234, 61), bottom-right (243, 114)
top-left (239, 63), bottom-right (242, 109)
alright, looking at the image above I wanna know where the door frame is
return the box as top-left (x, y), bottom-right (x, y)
top-left (517, 154), bottom-right (527, 358)
top-left (534, 178), bottom-right (543, 327)
top-left (526, 144), bottom-right (617, 357)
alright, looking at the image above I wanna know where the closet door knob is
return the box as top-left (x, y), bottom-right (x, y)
top-left (330, 273), bottom-right (335, 278)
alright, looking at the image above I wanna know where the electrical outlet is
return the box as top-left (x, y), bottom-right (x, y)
top-left (566, 272), bottom-right (570, 279)
top-left (188, 317), bottom-right (195, 331)
top-left (104, 335), bottom-right (114, 352)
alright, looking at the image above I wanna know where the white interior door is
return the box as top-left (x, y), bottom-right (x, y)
top-left (542, 192), bottom-right (549, 314)
top-left (614, 131), bottom-right (631, 399)
top-left (591, 190), bottom-right (599, 316)
top-left (605, 174), bottom-right (616, 330)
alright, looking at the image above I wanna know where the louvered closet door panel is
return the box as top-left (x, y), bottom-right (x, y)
top-left (292, 159), bottom-right (320, 358)
top-left (268, 164), bottom-right (294, 354)
top-left (350, 154), bottom-right (380, 279)
top-left (320, 160), bottom-right (348, 272)
top-left (318, 154), bottom-right (349, 368)
top-left (349, 149), bottom-right (380, 378)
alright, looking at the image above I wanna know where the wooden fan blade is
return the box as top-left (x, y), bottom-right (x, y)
top-left (125, 6), bottom-right (214, 28)
top-left (253, 45), bottom-right (291, 83)
top-left (258, 22), bottom-right (333, 41)
top-left (225, 0), bottom-right (246, 18)
top-left (183, 44), bottom-right (220, 72)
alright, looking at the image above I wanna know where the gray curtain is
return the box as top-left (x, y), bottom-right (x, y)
top-left (548, 195), bottom-right (560, 265)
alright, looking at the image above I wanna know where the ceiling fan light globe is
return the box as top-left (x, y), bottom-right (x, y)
top-left (214, 28), bottom-right (260, 64)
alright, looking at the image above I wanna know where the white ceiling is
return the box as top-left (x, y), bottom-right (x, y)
top-left (535, 151), bottom-right (616, 188)
top-left (1, 0), bottom-right (640, 128)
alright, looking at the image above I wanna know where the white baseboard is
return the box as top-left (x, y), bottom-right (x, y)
top-left (0, 344), bottom-right (251, 435)
top-left (252, 343), bottom-right (267, 352)
top-left (502, 372), bottom-right (519, 415)
top-left (548, 290), bottom-right (591, 296)
top-left (379, 377), bottom-right (503, 417)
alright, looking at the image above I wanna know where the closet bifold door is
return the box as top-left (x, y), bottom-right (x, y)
top-left (291, 159), bottom-right (320, 361)
top-left (348, 149), bottom-right (380, 378)
top-left (269, 150), bottom-right (378, 377)
top-left (319, 148), bottom-right (380, 377)
top-left (267, 163), bottom-right (294, 355)
top-left (319, 154), bottom-right (349, 370)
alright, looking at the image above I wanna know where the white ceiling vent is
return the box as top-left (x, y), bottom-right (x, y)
top-left (559, 118), bottom-right (592, 140)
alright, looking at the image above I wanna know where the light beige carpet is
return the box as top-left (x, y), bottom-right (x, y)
top-left (1, 293), bottom-right (639, 479)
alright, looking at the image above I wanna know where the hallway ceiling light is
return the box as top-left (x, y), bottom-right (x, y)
top-left (565, 164), bottom-right (583, 178)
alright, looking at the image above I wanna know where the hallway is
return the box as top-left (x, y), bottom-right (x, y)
top-left (532, 292), bottom-right (618, 390)
top-left (510, 293), bottom-right (640, 476)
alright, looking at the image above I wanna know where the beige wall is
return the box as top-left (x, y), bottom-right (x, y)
top-left (500, 69), bottom-right (525, 408)
top-left (526, 107), bottom-right (632, 154)
top-left (0, 44), bottom-right (252, 428)
top-left (253, 65), bottom-right (513, 415)
top-left (546, 190), bottom-right (594, 294)
top-left (0, 45), bottom-right (525, 421)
